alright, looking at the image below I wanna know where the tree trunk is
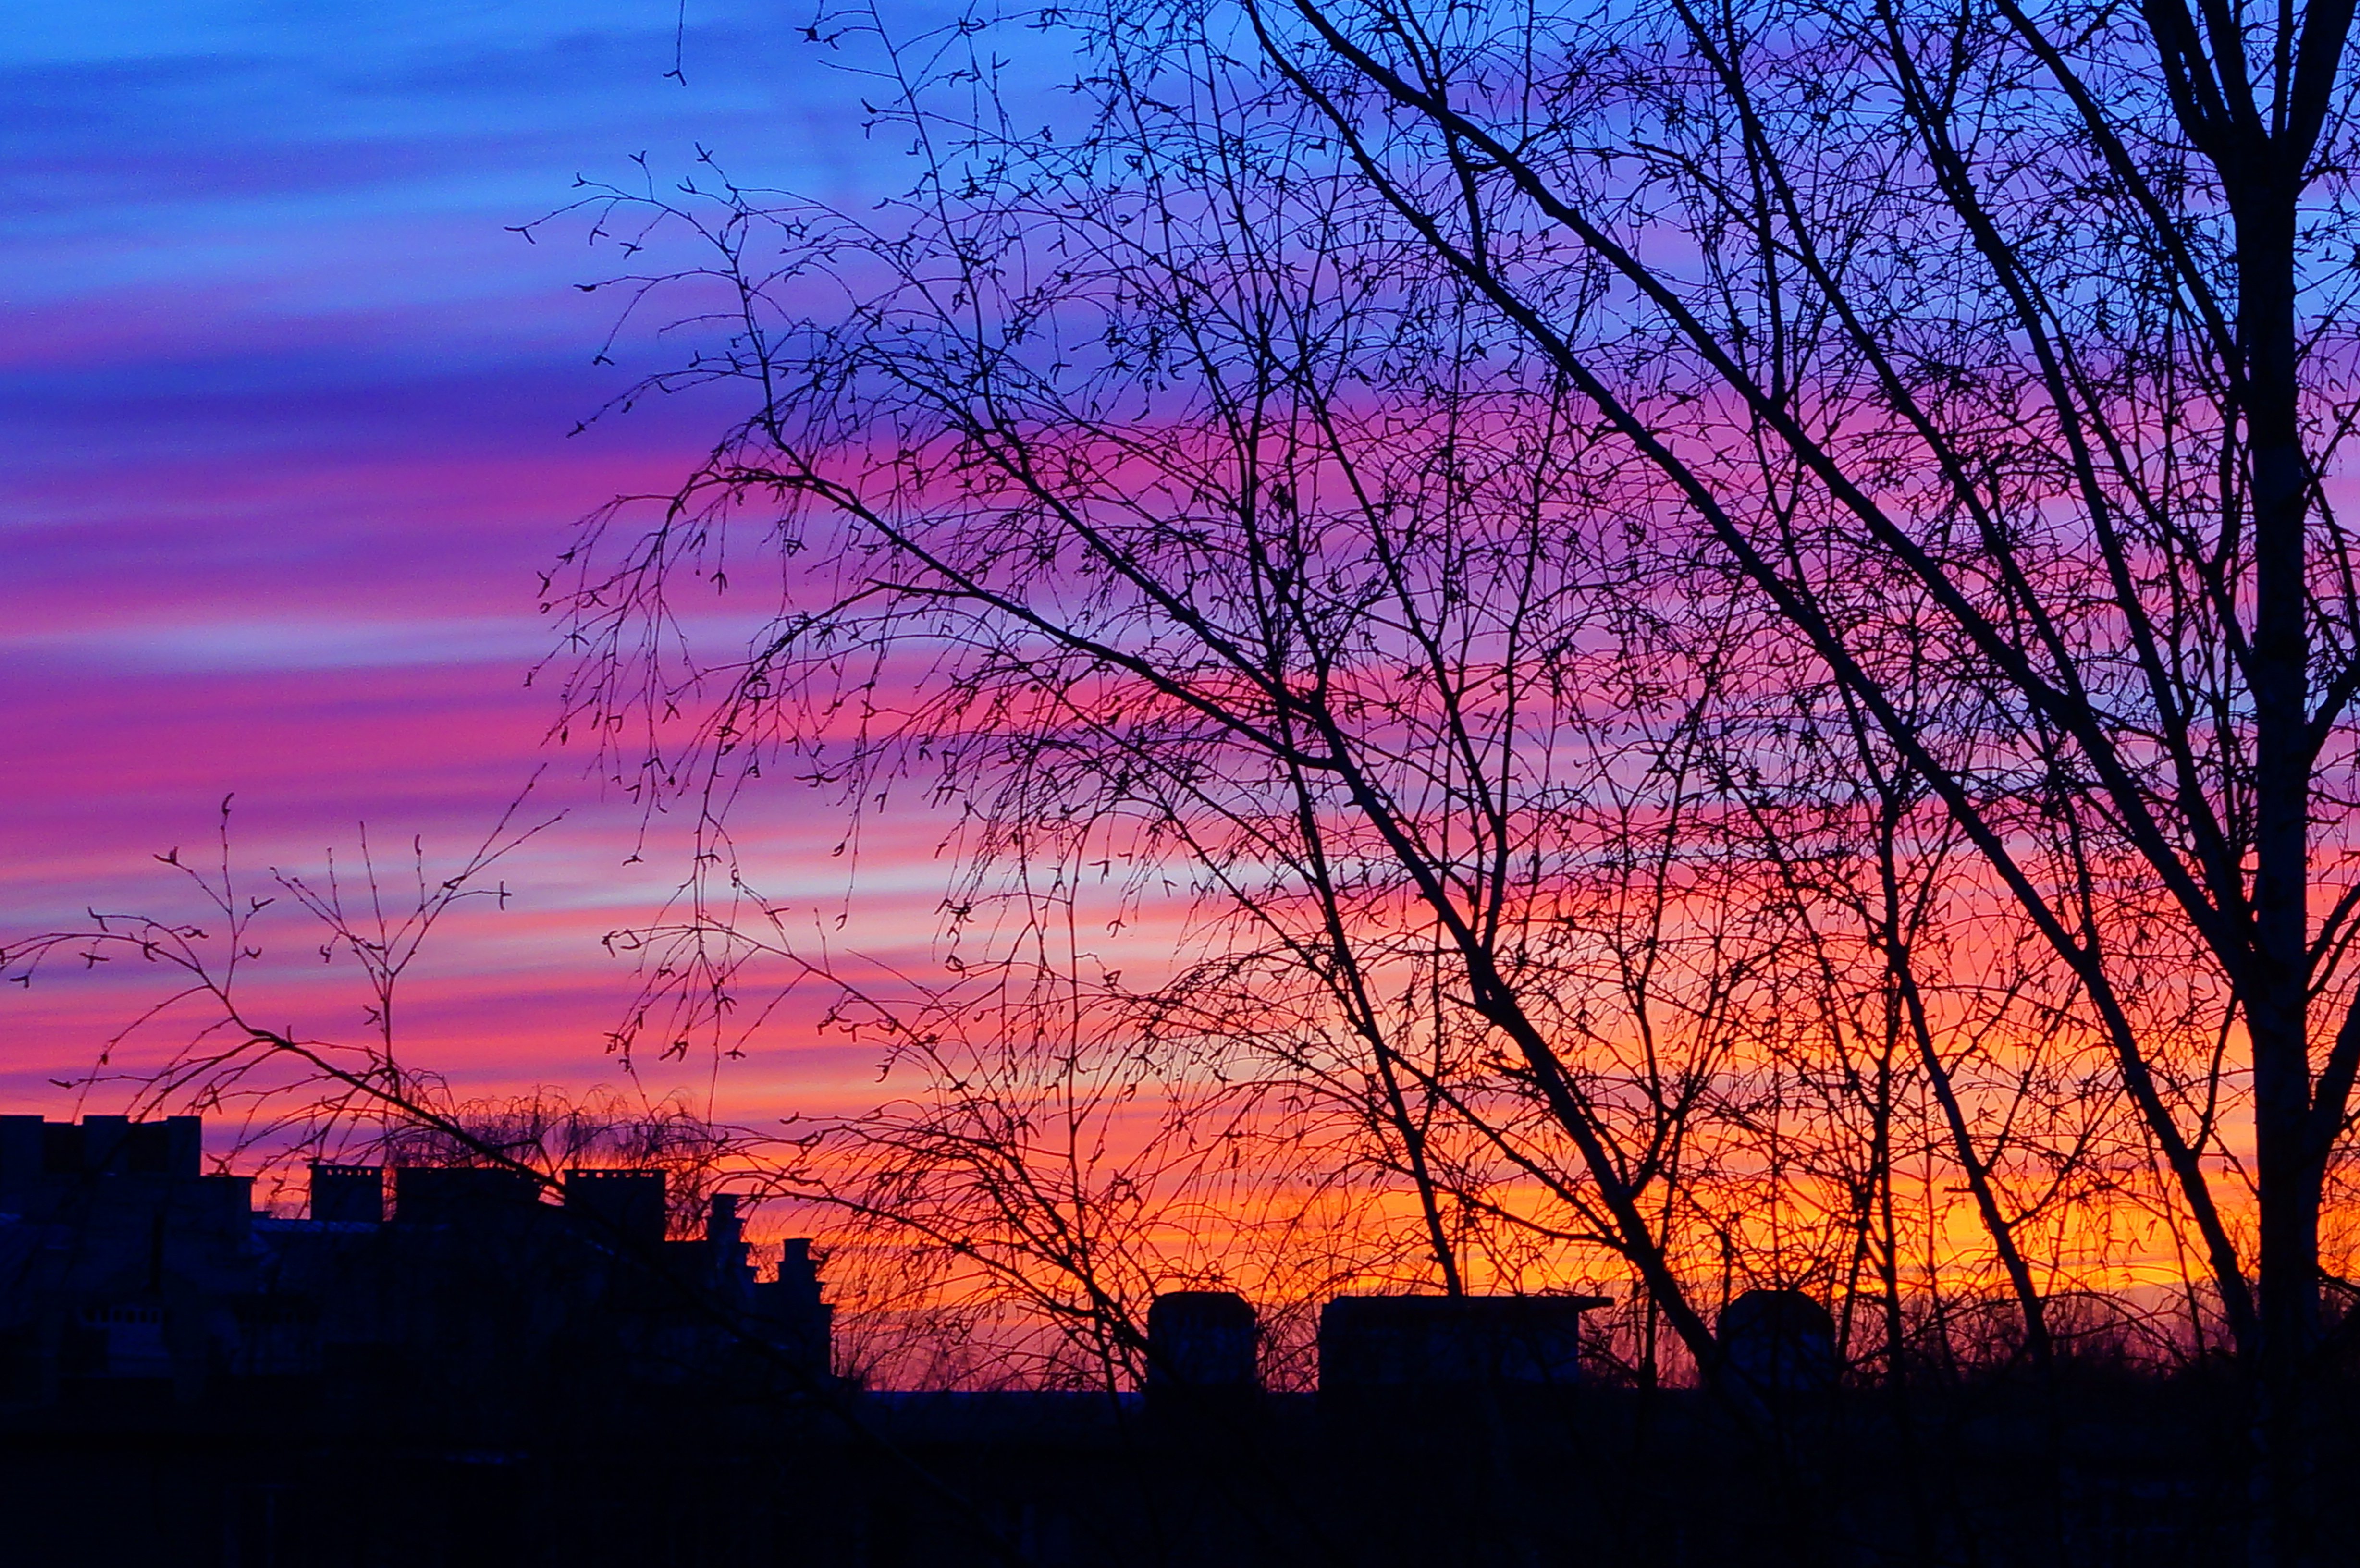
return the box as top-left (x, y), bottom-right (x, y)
top-left (2236, 168), bottom-right (2322, 1568)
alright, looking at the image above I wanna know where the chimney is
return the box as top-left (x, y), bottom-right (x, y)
top-left (393, 1165), bottom-right (539, 1227)
top-left (706, 1193), bottom-right (743, 1252)
top-left (310, 1164), bottom-right (386, 1225)
top-left (758, 1237), bottom-right (835, 1385)
top-left (0, 1116), bottom-right (41, 1198)
top-left (563, 1168), bottom-right (666, 1248)
top-left (162, 1117), bottom-right (202, 1178)
top-left (1147, 1290), bottom-right (1259, 1397)
top-left (80, 1115), bottom-right (131, 1173)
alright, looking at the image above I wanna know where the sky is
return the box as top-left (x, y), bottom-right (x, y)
top-left (0, 0), bottom-right (935, 1133)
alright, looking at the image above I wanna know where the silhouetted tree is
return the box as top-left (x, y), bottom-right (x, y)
top-left (0, 800), bottom-right (1046, 1566)
top-left (1229, 0), bottom-right (2360, 1556)
top-left (546, 0), bottom-right (2360, 1556)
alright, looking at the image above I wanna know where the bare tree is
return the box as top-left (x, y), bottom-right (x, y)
top-left (521, 0), bottom-right (2360, 1554)
top-left (1200, 0), bottom-right (2360, 1555)
top-left (1, 794), bottom-right (559, 1169)
top-left (545, 9), bottom-right (2105, 1419)
top-left (0, 798), bottom-right (1062, 1565)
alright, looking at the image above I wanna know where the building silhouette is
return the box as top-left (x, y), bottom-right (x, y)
top-left (0, 1113), bottom-right (834, 1409)
top-left (16, 1112), bottom-right (2136, 1568)
top-left (1717, 1287), bottom-right (1838, 1396)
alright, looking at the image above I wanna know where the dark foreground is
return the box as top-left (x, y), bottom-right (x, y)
top-left (0, 1370), bottom-right (2333, 1568)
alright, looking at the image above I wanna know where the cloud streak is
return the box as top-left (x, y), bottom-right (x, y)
top-left (0, 0), bottom-right (913, 1133)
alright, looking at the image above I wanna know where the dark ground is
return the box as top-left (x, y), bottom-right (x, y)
top-left (0, 1367), bottom-right (2325, 1568)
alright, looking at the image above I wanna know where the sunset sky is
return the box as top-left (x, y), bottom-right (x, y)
top-left (0, 0), bottom-right (2307, 1415)
top-left (0, 1), bottom-right (934, 1130)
